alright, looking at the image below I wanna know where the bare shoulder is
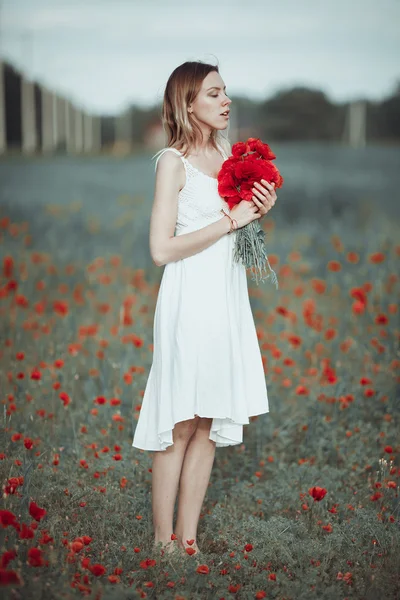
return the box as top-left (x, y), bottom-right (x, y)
top-left (156, 149), bottom-right (182, 173)
top-left (155, 150), bottom-right (186, 190)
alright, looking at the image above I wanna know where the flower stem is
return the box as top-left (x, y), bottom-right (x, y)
top-left (233, 221), bottom-right (279, 288)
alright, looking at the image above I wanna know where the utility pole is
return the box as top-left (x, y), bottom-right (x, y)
top-left (0, 0), bottom-right (3, 56)
top-left (0, 0), bottom-right (6, 153)
top-left (343, 100), bottom-right (367, 148)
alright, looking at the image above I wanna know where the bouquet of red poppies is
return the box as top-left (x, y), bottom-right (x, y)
top-left (217, 137), bottom-right (283, 287)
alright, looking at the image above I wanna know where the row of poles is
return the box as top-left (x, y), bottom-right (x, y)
top-left (0, 60), bottom-right (101, 154)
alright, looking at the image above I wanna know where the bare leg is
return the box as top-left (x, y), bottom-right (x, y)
top-left (174, 417), bottom-right (216, 554)
top-left (152, 417), bottom-right (199, 554)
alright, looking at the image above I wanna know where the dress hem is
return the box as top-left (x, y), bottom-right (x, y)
top-left (132, 407), bottom-right (269, 452)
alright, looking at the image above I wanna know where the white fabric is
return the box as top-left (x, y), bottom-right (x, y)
top-left (132, 143), bottom-right (269, 451)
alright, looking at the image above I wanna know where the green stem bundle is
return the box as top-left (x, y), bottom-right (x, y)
top-left (233, 220), bottom-right (279, 288)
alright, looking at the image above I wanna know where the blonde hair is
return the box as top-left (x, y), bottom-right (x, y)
top-left (152, 60), bottom-right (231, 164)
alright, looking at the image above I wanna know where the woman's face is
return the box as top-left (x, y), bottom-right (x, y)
top-left (189, 71), bottom-right (232, 131)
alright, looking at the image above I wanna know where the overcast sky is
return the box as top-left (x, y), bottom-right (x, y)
top-left (1, 0), bottom-right (399, 115)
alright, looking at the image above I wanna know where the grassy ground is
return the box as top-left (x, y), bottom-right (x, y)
top-left (0, 166), bottom-right (399, 599)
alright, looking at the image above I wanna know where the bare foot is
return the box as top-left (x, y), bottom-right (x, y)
top-left (153, 539), bottom-right (180, 556)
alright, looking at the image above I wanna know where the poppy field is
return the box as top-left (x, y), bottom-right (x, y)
top-left (0, 150), bottom-right (399, 599)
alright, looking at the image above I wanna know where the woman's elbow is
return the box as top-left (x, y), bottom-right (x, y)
top-left (152, 255), bottom-right (162, 267)
top-left (151, 248), bottom-right (165, 267)
top-left (151, 239), bottom-right (172, 267)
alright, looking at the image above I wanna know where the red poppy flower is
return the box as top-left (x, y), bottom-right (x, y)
top-left (29, 501), bottom-right (47, 522)
top-left (309, 486), bottom-right (327, 501)
top-left (196, 564), bottom-right (210, 574)
top-left (218, 138), bottom-right (283, 210)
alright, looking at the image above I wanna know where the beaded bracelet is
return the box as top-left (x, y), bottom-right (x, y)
top-left (220, 209), bottom-right (238, 235)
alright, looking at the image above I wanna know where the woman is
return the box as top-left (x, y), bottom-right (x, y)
top-left (132, 60), bottom-right (277, 557)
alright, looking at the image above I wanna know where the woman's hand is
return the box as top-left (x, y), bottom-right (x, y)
top-left (250, 179), bottom-right (277, 218)
top-left (230, 199), bottom-right (261, 229)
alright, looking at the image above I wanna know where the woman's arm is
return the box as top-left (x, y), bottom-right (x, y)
top-left (149, 151), bottom-right (231, 267)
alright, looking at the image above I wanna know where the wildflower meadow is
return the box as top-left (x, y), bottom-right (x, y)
top-left (0, 150), bottom-right (399, 599)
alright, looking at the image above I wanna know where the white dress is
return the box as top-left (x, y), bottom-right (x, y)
top-left (132, 143), bottom-right (269, 451)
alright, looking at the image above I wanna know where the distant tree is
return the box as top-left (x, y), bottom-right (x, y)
top-left (380, 93), bottom-right (400, 139)
top-left (258, 86), bottom-right (342, 141)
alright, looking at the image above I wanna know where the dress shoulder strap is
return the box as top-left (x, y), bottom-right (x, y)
top-left (152, 147), bottom-right (185, 172)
